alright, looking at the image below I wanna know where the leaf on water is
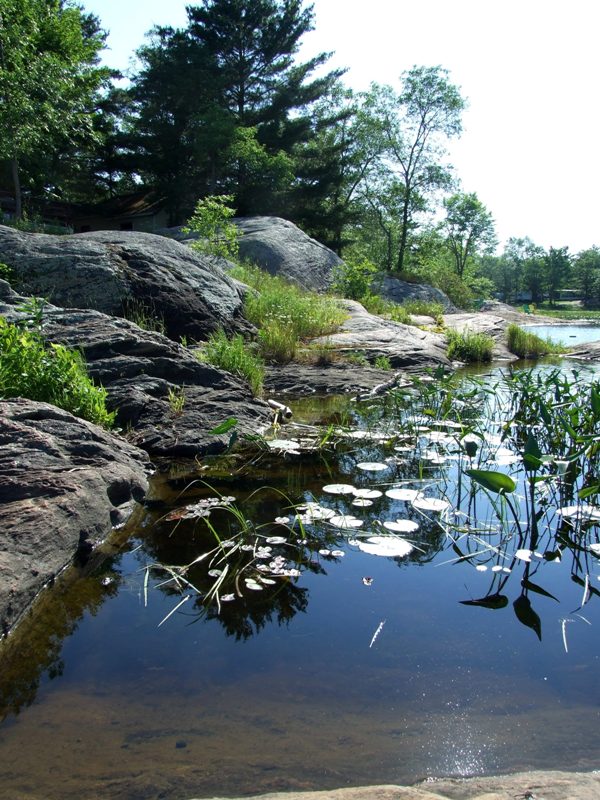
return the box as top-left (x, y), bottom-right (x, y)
top-left (475, 565), bottom-right (488, 572)
top-left (208, 417), bottom-right (238, 435)
top-left (385, 488), bottom-right (421, 502)
top-left (322, 483), bottom-right (356, 495)
top-left (382, 519), bottom-right (419, 533)
top-left (330, 550), bottom-right (345, 557)
top-left (466, 468), bottom-right (516, 494)
top-left (329, 514), bottom-right (363, 529)
top-left (266, 536), bottom-right (287, 544)
top-left (352, 498), bottom-right (374, 507)
top-left (268, 438), bottom-right (302, 453)
top-left (220, 593), bottom-right (236, 602)
top-left (460, 594), bottom-right (508, 610)
top-left (319, 548), bottom-right (331, 556)
top-left (358, 535), bottom-right (414, 557)
top-left (513, 594), bottom-right (542, 641)
top-left (515, 549), bottom-right (533, 562)
top-left (244, 579), bottom-right (264, 591)
top-left (356, 462), bottom-right (389, 471)
top-left (412, 496), bottom-right (450, 512)
top-left (353, 488), bottom-right (383, 498)
top-left (522, 579), bottom-right (559, 602)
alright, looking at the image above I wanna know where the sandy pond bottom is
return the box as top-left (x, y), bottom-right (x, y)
top-left (2, 379), bottom-right (600, 800)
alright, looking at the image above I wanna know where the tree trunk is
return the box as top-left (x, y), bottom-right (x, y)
top-left (11, 157), bottom-right (22, 220)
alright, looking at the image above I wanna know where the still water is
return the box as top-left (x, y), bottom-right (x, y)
top-left (523, 322), bottom-right (600, 346)
top-left (1, 372), bottom-right (600, 799)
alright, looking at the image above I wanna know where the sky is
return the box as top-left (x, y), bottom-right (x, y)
top-left (82, 0), bottom-right (600, 255)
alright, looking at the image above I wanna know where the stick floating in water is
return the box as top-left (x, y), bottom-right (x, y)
top-left (369, 619), bottom-right (386, 649)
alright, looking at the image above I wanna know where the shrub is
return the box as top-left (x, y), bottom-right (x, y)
top-left (183, 195), bottom-right (240, 260)
top-left (332, 256), bottom-right (378, 300)
top-left (360, 293), bottom-right (412, 324)
top-left (0, 262), bottom-right (14, 284)
top-left (400, 299), bottom-right (445, 323)
top-left (507, 323), bottom-right (565, 358)
top-left (446, 329), bottom-right (494, 363)
top-left (199, 329), bottom-right (265, 395)
top-left (0, 318), bottom-right (114, 427)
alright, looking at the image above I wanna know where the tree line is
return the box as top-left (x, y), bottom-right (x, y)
top-left (1, 0), bottom-right (598, 308)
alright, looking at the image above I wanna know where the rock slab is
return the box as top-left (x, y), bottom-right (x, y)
top-left (0, 399), bottom-right (150, 635)
top-left (0, 226), bottom-right (248, 341)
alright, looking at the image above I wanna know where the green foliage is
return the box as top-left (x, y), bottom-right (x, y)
top-left (184, 195), bottom-right (240, 260)
top-left (0, 318), bottom-right (114, 427)
top-left (199, 329), bottom-right (265, 396)
top-left (400, 299), bottom-right (445, 322)
top-left (360, 293), bottom-right (412, 324)
top-left (332, 256), bottom-right (378, 300)
top-left (442, 192), bottom-right (497, 277)
top-left (374, 355), bottom-right (392, 370)
top-left (0, 262), bottom-right (14, 284)
top-left (230, 263), bottom-right (346, 363)
top-left (506, 323), bottom-right (565, 358)
top-left (446, 329), bottom-right (494, 363)
top-left (167, 386), bottom-right (186, 416)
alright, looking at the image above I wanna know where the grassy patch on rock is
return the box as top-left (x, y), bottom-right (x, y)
top-left (446, 328), bottom-right (494, 363)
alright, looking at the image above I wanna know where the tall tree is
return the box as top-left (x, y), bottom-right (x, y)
top-left (544, 246), bottom-right (571, 306)
top-left (442, 192), bottom-right (496, 277)
top-left (361, 67), bottom-right (465, 273)
top-left (0, 0), bottom-right (108, 217)
top-left (573, 247), bottom-right (600, 307)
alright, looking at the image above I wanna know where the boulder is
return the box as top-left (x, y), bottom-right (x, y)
top-left (377, 275), bottom-right (457, 313)
top-left (0, 281), bottom-right (272, 458)
top-left (0, 226), bottom-right (249, 341)
top-left (0, 398), bottom-right (150, 635)
top-left (443, 312), bottom-right (515, 361)
top-left (311, 300), bottom-right (451, 370)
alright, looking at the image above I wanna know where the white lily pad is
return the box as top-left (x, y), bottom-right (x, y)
top-left (475, 565), bottom-right (488, 572)
top-left (385, 488), bottom-right (421, 502)
top-left (515, 548), bottom-right (532, 562)
top-left (352, 498), bottom-right (374, 507)
top-left (329, 514), bottom-right (363, 529)
top-left (353, 488), bottom-right (383, 498)
top-left (267, 438), bottom-right (302, 452)
top-left (382, 519), bottom-right (419, 533)
top-left (412, 496), bottom-right (450, 512)
top-left (356, 462), bottom-right (389, 472)
top-left (322, 483), bottom-right (356, 495)
top-left (330, 550), bottom-right (345, 557)
top-left (220, 593), bottom-right (236, 602)
top-left (244, 579), bottom-right (264, 591)
top-left (357, 535), bottom-right (414, 558)
top-left (266, 536), bottom-right (287, 544)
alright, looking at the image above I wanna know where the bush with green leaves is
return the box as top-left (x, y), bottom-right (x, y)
top-left (0, 318), bottom-right (115, 427)
top-left (183, 195), bottom-right (240, 260)
top-left (332, 256), bottom-right (379, 301)
top-left (0, 262), bottom-right (14, 284)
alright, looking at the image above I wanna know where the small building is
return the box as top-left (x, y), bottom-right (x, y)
top-left (71, 191), bottom-right (169, 233)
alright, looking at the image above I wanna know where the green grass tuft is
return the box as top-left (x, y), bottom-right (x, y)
top-left (199, 329), bottom-right (265, 395)
top-left (507, 323), bottom-right (566, 358)
top-left (446, 329), bottom-right (494, 363)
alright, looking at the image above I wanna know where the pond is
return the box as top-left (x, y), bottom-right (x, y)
top-left (2, 365), bottom-right (600, 799)
top-left (523, 322), bottom-right (600, 346)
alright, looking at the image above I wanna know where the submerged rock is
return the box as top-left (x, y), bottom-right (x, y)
top-left (0, 225), bottom-right (249, 341)
top-left (0, 398), bottom-right (150, 635)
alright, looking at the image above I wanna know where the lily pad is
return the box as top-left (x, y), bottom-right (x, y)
top-left (358, 535), bottom-right (414, 558)
top-left (353, 488), bottom-right (383, 499)
top-left (352, 498), bottom-right (374, 507)
top-left (322, 483), bottom-right (356, 495)
top-left (412, 496), bottom-right (450, 512)
top-left (356, 462), bottom-right (389, 472)
top-left (382, 519), bottom-right (419, 533)
top-left (385, 488), bottom-right (421, 502)
top-left (329, 514), bottom-right (363, 529)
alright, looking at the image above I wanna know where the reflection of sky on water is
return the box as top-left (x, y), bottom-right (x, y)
top-left (523, 323), bottom-right (600, 346)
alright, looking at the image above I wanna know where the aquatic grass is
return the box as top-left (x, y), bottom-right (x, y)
top-left (198, 329), bottom-right (265, 395)
top-left (446, 328), bottom-right (494, 363)
top-left (506, 323), bottom-right (565, 358)
top-left (0, 317), bottom-right (115, 427)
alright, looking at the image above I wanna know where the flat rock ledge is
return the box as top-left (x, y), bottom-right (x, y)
top-left (0, 398), bottom-right (151, 635)
top-left (199, 769), bottom-right (600, 800)
top-left (312, 300), bottom-right (450, 370)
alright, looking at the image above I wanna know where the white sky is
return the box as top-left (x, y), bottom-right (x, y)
top-left (83, 0), bottom-right (600, 254)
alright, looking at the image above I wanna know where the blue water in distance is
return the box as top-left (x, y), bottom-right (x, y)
top-left (523, 323), bottom-right (600, 345)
